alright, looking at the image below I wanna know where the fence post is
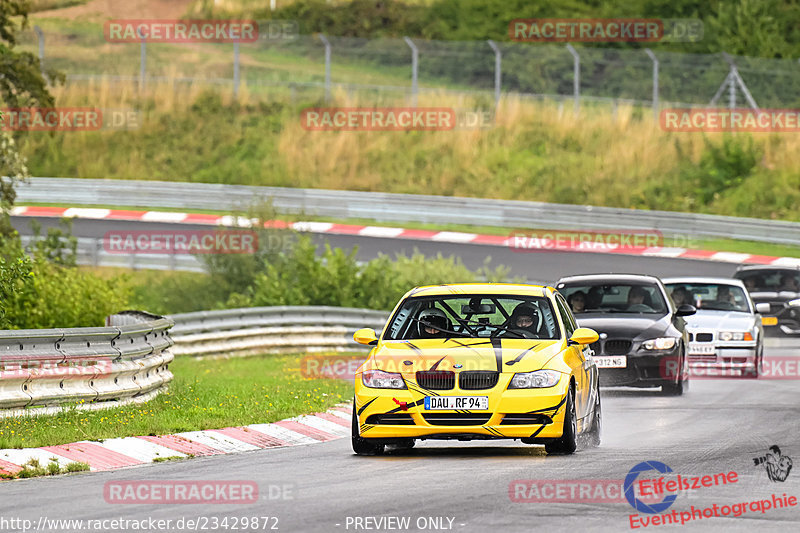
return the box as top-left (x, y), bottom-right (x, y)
top-left (319, 34), bottom-right (331, 102)
top-left (487, 39), bottom-right (501, 108)
top-left (403, 36), bottom-right (419, 107)
top-left (565, 44), bottom-right (580, 115)
top-left (138, 28), bottom-right (146, 91)
top-left (33, 26), bottom-right (45, 76)
top-left (644, 48), bottom-right (659, 121)
top-left (233, 41), bottom-right (240, 98)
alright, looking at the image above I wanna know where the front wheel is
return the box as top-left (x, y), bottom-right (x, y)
top-left (662, 352), bottom-right (688, 395)
top-left (351, 403), bottom-right (384, 455)
top-left (545, 387), bottom-right (577, 455)
top-left (586, 388), bottom-right (601, 447)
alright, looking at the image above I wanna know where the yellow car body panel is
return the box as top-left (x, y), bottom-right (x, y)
top-left (353, 283), bottom-right (600, 444)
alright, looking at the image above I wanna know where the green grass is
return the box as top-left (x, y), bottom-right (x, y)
top-left (29, 0), bottom-right (89, 12)
top-left (0, 353), bottom-right (354, 449)
top-left (6, 458), bottom-right (90, 480)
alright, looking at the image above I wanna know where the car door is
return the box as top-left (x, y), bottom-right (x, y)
top-left (555, 294), bottom-right (590, 419)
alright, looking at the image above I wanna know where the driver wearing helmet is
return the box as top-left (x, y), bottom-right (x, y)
top-left (417, 308), bottom-right (450, 338)
top-left (508, 302), bottom-right (540, 338)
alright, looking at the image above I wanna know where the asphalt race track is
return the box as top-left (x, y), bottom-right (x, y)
top-left (5, 215), bottom-right (799, 533)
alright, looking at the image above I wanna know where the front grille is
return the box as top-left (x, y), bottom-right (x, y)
top-left (500, 414), bottom-right (552, 425)
top-left (416, 371), bottom-right (455, 390)
top-left (689, 354), bottom-right (716, 363)
top-left (365, 413), bottom-right (415, 425)
top-left (604, 340), bottom-right (632, 355)
top-left (695, 333), bottom-right (713, 342)
top-left (589, 341), bottom-right (601, 354)
top-left (459, 371), bottom-right (499, 390)
top-left (422, 413), bottom-right (492, 426)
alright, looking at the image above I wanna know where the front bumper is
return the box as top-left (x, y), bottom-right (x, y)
top-left (597, 349), bottom-right (680, 387)
top-left (354, 373), bottom-right (569, 441)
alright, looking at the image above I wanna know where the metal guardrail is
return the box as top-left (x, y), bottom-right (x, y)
top-left (169, 306), bottom-right (389, 358)
top-left (0, 311), bottom-right (174, 412)
top-left (17, 178), bottom-right (800, 245)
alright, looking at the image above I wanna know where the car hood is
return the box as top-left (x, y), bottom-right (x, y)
top-left (574, 314), bottom-right (669, 340)
top-left (364, 338), bottom-right (564, 374)
top-left (685, 311), bottom-right (755, 331)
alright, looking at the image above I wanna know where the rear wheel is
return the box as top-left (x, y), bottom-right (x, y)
top-left (545, 386), bottom-right (577, 455)
top-left (351, 403), bottom-right (384, 455)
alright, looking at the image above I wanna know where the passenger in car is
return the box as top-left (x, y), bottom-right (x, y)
top-left (567, 291), bottom-right (586, 313)
top-left (778, 274), bottom-right (800, 292)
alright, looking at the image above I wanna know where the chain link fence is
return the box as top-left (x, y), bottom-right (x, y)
top-left (17, 24), bottom-right (800, 110)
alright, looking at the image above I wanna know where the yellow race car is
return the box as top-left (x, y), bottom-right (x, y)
top-left (352, 283), bottom-right (601, 455)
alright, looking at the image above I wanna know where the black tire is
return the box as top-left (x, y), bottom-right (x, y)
top-left (662, 352), bottom-right (688, 396)
top-left (586, 388), bottom-right (601, 447)
top-left (545, 386), bottom-right (577, 455)
top-left (351, 404), bottom-right (384, 455)
top-left (743, 344), bottom-right (762, 379)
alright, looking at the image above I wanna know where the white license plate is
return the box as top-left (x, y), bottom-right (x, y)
top-left (688, 344), bottom-right (715, 355)
top-left (424, 396), bottom-right (488, 410)
top-left (595, 356), bottom-right (627, 368)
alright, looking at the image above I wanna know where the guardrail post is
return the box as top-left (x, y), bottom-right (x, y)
top-left (33, 26), bottom-right (45, 76)
top-left (404, 36), bottom-right (419, 107)
top-left (233, 41), bottom-right (241, 98)
top-left (318, 34), bottom-right (332, 103)
top-left (138, 28), bottom-right (146, 91)
top-left (565, 44), bottom-right (580, 115)
top-left (644, 48), bottom-right (659, 121)
top-left (487, 39), bottom-right (502, 108)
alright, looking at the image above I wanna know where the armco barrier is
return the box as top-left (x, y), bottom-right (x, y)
top-left (0, 311), bottom-right (174, 411)
top-left (16, 177), bottom-right (800, 245)
top-left (169, 306), bottom-right (390, 358)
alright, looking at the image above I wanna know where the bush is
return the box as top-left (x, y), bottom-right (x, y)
top-left (229, 236), bottom-right (512, 311)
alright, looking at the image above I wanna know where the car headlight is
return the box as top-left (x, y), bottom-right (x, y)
top-left (719, 331), bottom-right (753, 342)
top-left (788, 298), bottom-right (800, 307)
top-left (361, 369), bottom-right (406, 389)
top-left (508, 370), bottom-right (561, 389)
top-left (642, 337), bottom-right (677, 350)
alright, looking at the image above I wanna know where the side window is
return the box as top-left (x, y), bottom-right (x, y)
top-left (555, 295), bottom-right (577, 337)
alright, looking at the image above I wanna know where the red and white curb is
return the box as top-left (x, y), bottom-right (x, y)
top-left (11, 205), bottom-right (800, 266)
top-left (0, 404), bottom-right (352, 477)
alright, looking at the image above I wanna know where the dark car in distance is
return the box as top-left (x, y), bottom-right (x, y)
top-left (554, 274), bottom-right (696, 395)
top-left (733, 265), bottom-right (800, 336)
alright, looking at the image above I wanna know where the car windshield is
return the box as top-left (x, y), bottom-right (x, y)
top-left (665, 283), bottom-right (750, 313)
top-left (558, 283), bottom-right (668, 314)
top-left (384, 295), bottom-right (560, 340)
top-left (735, 269), bottom-right (800, 293)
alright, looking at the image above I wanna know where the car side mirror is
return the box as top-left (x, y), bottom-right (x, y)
top-left (755, 303), bottom-right (771, 314)
top-left (568, 327), bottom-right (599, 346)
top-left (675, 304), bottom-right (696, 317)
top-left (353, 328), bottom-right (379, 346)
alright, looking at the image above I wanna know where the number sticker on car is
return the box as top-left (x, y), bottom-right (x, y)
top-left (424, 396), bottom-right (488, 410)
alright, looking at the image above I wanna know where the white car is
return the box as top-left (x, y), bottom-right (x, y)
top-left (663, 277), bottom-right (766, 378)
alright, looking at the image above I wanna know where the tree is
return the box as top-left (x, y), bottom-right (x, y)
top-left (0, 0), bottom-right (61, 238)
